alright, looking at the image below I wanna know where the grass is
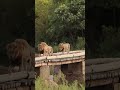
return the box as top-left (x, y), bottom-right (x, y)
top-left (35, 77), bottom-right (85, 90)
top-left (35, 72), bottom-right (85, 90)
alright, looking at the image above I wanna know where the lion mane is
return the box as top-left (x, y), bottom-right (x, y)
top-left (38, 42), bottom-right (53, 56)
top-left (6, 39), bottom-right (34, 73)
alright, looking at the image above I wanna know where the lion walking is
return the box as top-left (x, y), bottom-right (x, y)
top-left (38, 42), bottom-right (53, 56)
top-left (6, 39), bottom-right (34, 73)
top-left (59, 42), bottom-right (70, 54)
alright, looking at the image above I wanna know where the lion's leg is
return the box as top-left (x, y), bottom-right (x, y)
top-left (51, 48), bottom-right (53, 56)
top-left (46, 51), bottom-right (49, 56)
top-left (68, 44), bottom-right (70, 53)
top-left (67, 48), bottom-right (69, 54)
top-left (44, 51), bottom-right (46, 56)
top-left (8, 60), bottom-right (13, 74)
top-left (29, 58), bottom-right (32, 71)
top-left (63, 48), bottom-right (65, 54)
top-left (46, 49), bottom-right (48, 56)
top-left (39, 53), bottom-right (41, 57)
top-left (43, 50), bottom-right (46, 56)
top-left (20, 57), bottom-right (24, 71)
top-left (48, 49), bottom-right (50, 56)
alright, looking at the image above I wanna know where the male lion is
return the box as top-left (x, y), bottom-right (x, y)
top-left (38, 44), bottom-right (44, 56)
top-left (59, 43), bottom-right (70, 54)
top-left (38, 42), bottom-right (53, 56)
top-left (6, 39), bottom-right (34, 73)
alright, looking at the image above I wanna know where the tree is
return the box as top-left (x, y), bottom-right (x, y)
top-left (47, 0), bottom-right (85, 46)
top-left (35, 0), bottom-right (85, 50)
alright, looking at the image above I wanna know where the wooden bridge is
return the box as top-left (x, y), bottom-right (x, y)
top-left (0, 50), bottom-right (84, 90)
top-left (0, 71), bottom-right (34, 90)
top-left (35, 50), bottom-right (85, 83)
top-left (86, 58), bottom-right (120, 90)
top-left (35, 50), bottom-right (85, 67)
top-left (0, 50), bottom-right (120, 90)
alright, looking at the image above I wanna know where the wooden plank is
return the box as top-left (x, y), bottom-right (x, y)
top-left (17, 87), bottom-right (23, 90)
top-left (35, 59), bottom-right (84, 67)
top-left (86, 77), bottom-right (119, 88)
top-left (35, 53), bottom-right (84, 61)
top-left (35, 56), bottom-right (47, 61)
top-left (35, 50), bottom-right (84, 57)
top-left (0, 71), bottom-right (35, 83)
top-left (114, 83), bottom-right (120, 90)
top-left (30, 86), bottom-right (35, 90)
top-left (35, 50), bottom-right (85, 61)
top-left (22, 86), bottom-right (30, 90)
top-left (86, 61), bottom-right (120, 74)
top-left (35, 56), bottom-right (84, 67)
top-left (8, 88), bottom-right (16, 90)
top-left (17, 86), bottom-right (30, 90)
top-left (86, 58), bottom-right (120, 66)
top-left (86, 69), bottom-right (120, 80)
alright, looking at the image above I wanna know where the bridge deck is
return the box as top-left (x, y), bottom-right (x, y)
top-left (35, 50), bottom-right (85, 67)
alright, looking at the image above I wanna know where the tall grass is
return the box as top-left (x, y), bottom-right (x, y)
top-left (35, 71), bottom-right (85, 90)
top-left (35, 77), bottom-right (85, 90)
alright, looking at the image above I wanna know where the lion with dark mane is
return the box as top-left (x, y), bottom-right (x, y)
top-left (6, 39), bottom-right (34, 73)
top-left (38, 42), bottom-right (53, 56)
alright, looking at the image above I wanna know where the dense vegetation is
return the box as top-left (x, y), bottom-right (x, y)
top-left (35, 0), bottom-right (85, 51)
top-left (0, 0), bottom-right (34, 66)
top-left (86, 0), bottom-right (120, 58)
top-left (35, 0), bottom-right (85, 89)
top-left (35, 74), bottom-right (85, 90)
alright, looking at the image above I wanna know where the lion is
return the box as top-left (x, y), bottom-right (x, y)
top-left (6, 39), bottom-right (34, 73)
top-left (58, 42), bottom-right (70, 54)
top-left (38, 42), bottom-right (53, 56)
top-left (38, 44), bottom-right (44, 56)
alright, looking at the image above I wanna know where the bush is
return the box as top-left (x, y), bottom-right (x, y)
top-left (35, 77), bottom-right (84, 90)
top-left (99, 26), bottom-right (120, 57)
top-left (35, 72), bottom-right (85, 90)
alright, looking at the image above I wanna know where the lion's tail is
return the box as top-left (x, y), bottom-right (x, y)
top-left (51, 47), bottom-right (53, 56)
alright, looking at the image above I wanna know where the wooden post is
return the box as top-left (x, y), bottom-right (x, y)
top-left (17, 86), bottom-right (30, 90)
top-left (30, 86), bottom-right (35, 90)
top-left (114, 83), bottom-right (120, 90)
top-left (40, 66), bottom-right (50, 80)
top-left (82, 60), bottom-right (85, 82)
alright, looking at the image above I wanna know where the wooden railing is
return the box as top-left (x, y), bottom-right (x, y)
top-left (35, 50), bottom-right (85, 67)
top-left (86, 58), bottom-right (120, 87)
top-left (0, 71), bottom-right (35, 90)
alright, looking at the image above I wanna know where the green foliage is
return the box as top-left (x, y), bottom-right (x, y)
top-left (75, 37), bottom-right (85, 50)
top-left (35, 73), bottom-right (85, 90)
top-left (88, 0), bottom-right (120, 8)
top-left (35, 0), bottom-right (85, 50)
top-left (54, 71), bottom-right (68, 84)
top-left (35, 0), bottom-right (53, 46)
top-left (99, 26), bottom-right (120, 57)
top-left (48, 0), bottom-right (85, 44)
top-left (0, 0), bottom-right (34, 66)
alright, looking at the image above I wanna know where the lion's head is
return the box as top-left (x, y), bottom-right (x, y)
top-left (6, 39), bottom-right (34, 72)
top-left (58, 43), bottom-right (64, 51)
